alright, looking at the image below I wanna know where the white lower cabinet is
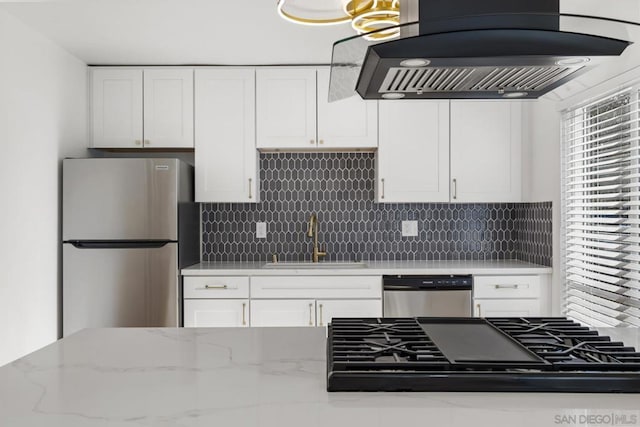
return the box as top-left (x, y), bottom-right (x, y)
top-left (251, 299), bottom-right (382, 327)
top-left (184, 299), bottom-right (249, 327)
top-left (474, 299), bottom-right (540, 317)
top-left (183, 275), bottom-right (383, 327)
top-left (316, 299), bottom-right (381, 327)
top-left (250, 299), bottom-right (316, 327)
top-left (473, 275), bottom-right (542, 318)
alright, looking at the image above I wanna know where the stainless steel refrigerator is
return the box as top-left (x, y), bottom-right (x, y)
top-left (62, 158), bottom-right (199, 336)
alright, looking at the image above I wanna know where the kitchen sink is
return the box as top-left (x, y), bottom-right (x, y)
top-left (262, 261), bottom-right (368, 269)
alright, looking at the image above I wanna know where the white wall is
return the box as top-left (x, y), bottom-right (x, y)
top-left (523, 100), bottom-right (562, 315)
top-left (0, 9), bottom-right (87, 366)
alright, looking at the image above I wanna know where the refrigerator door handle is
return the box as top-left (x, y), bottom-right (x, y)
top-left (66, 241), bottom-right (172, 249)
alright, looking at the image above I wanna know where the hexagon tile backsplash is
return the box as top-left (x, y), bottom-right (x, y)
top-left (201, 153), bottom-right (552, 266)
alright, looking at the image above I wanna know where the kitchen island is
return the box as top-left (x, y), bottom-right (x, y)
top-left (1, 327), bottom-right (639, 427)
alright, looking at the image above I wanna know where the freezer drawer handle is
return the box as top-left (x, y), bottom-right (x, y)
top-left (67, 241), bottom-right (170, 249)
top-left (204, 284), bottom-right (228, 289)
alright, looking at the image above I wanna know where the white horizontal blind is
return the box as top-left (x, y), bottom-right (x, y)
top-left (562, 87), bottom-right (640, 327)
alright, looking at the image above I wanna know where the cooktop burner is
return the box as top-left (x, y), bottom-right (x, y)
top-left (327, 317), bottom-right (640, 392)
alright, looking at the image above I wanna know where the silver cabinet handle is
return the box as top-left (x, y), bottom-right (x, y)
top-left (248, 178), bottom-right (252, 199)
top-left (452, 178), bottom-right (457, 200)
top-left (381, 178), bottom-right (385, 199)
top-left (242, 302), bottom-right (246, 326)
top-left (309, 303), bottom-right (313, 326)
top-left (319, 303), bottom-right (324, 326)
top-left (476, 303), bottom-right (482, 317)
top-left (135, 140), bottom-right (141, 146)
top-left (495, 284), bottom-right (519, 289)
top-left (204, 284), bottom-right (228, 289)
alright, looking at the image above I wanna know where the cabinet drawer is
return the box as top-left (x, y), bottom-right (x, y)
top-left (183, 276), bottom-right (249, 299)
top-left (184, 299), bottom-right (249, 327)
top-left (251, 276), bottom-right (382, 299)
top-left (474, 298), bottom-right (541, 317)
top-left (474, 275), bottom-right (540, 299)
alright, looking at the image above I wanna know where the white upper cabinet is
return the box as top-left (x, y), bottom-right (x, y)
top-left (450, 101), bottom-right (522, 202)
top-left (256, 67), bottom-right (378, 150)
top-left (316, 68), bottom-right (378, 149)
top-left (195, 68), bottom-right (258, 203)
top-left (256, 68), bottom-right (317, 149)
top-left (143, 69), bottom-right (194, 148)
top-left (91, 68), bottom-right (143, 148)
top-left (377, 100), bottom-right (450, 203)
top-left (91, 68), bottom-right (194, 149)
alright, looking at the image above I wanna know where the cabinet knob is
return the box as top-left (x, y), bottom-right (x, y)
top-left (144, 139), bottom-right (150, 145)
top-left (310, 139), bottom-right (315, 145)
top-left (134, 140), bottom-right (141, 146)
top-left (319, 139), bottom-right (324, 145)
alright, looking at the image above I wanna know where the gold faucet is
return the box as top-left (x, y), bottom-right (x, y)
top-left (307, 213), bottom-right (327, 263)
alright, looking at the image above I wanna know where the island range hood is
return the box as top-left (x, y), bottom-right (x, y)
top-left (329, 0), bottom-right (633, 100)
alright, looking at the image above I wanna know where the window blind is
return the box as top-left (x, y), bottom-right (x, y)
top-left (562, 87), bottom-right (640, 327)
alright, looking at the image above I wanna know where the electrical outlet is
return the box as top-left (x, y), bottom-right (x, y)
top-left (256, 222), bottom-right (267, 239)
top-left (401, 220), bottom-right (418, 237)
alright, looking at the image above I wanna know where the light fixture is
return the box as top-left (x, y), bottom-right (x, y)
top-left (277, 0), bottom-right (400, 41)
top-left (400, 58), bottom-right (431, 67)
top-left (381, 93), bottom-right (405, 99)
top-left (502, 91), bottom-right (529, 98)
top-left (556, 57), bottom-right (591, 66)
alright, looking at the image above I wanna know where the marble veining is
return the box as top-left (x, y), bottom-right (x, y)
top-left (1, 327), bottom-right (639, 427)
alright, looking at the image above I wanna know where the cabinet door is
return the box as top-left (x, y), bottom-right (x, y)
top-left (474, 299), bottom-right (540, 317)
top-left (91, 68), bottom-right (143, 148)
top-left (184, 299), bottom-right (249, 327)
top-left (143, 69), bottom-right (194, 148)
top-left (377, 100), bottom-right (450, 202)
top-left (256, 68), bottom-right (316, 149)
top-left (250, 300), bottom-right (316, 327)
top-left (450, 101), bottom-right (522, 202)
top-left (195, 69), bottom-right (257, 203)
top-left (316, 300), bottom-right (381, 327)
top-left (316, 68), bottom-right (378, 149)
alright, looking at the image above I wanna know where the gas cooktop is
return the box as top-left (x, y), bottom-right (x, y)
top-left (326, 317), bottom-right (640, 392)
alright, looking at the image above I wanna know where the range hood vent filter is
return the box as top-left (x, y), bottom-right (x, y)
top-left (380, 65), bottom-right (578, 95)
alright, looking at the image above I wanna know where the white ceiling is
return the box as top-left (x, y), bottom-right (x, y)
top-left (0, 0), bottom-right (355, 65)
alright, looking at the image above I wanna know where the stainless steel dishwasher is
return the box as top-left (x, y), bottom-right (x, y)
top-left (383, 275), bottom-right (473, 317)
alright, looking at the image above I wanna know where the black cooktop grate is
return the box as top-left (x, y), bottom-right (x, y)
top-left (330, 318), bottom-right (449, 369)
top-left (327, 317), bottom-right (640, 392)
top-left (488, 317), bottom-right (640, 369)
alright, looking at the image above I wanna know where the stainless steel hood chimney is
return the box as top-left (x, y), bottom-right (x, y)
top-left (328, 0), bottom-right (633, 100)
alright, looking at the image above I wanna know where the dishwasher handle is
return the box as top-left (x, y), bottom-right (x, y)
top-left (384, 283), bottom-right (472, 291)
top-left (383, 275), bottom-right (472, 291)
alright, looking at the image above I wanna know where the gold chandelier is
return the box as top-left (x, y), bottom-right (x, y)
top-left (277, 0), bottom-right (400, 41)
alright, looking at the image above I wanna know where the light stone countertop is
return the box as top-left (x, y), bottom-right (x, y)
top-left (1, 327), bottom-right (638, 427)
top-left (182, 259), bottom-right (552, 276)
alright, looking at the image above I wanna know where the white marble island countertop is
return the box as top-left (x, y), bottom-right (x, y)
top-left (2, 327), bottom-right (639, 427)
top-left (183, 259), bottom-right (552, 276)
